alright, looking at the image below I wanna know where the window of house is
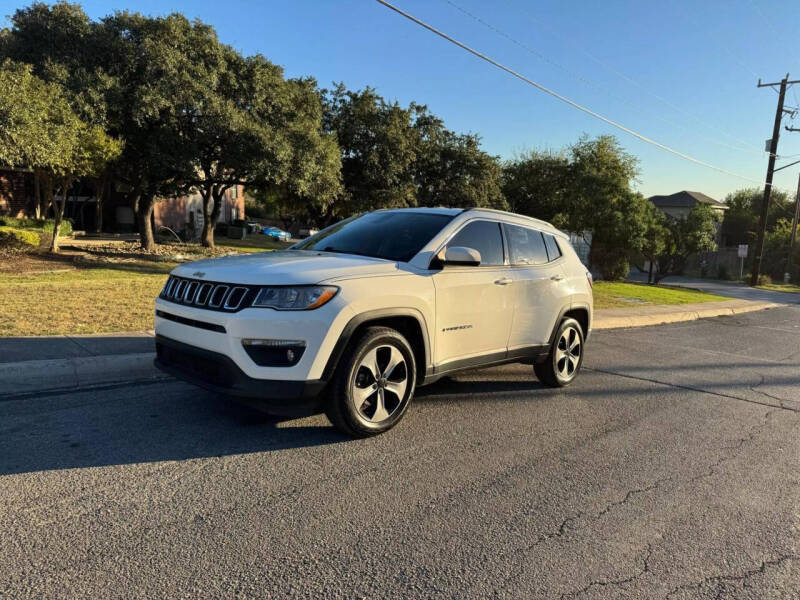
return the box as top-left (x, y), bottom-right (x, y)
top-left (447, 220), bottom-right (504, 266)
top-left (504, 224), bottom-right (549, 265)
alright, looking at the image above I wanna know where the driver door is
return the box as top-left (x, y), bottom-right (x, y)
top-left (432, 220), bottom-right (515, 369)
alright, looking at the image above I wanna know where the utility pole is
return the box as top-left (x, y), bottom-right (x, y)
top-left (752, 75), bottom-right (796, 286)
top-left (787, 172), bottom-right (800, 282)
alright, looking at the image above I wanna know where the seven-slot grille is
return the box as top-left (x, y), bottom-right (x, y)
top-left (160, 276), bottom-right (253, 312)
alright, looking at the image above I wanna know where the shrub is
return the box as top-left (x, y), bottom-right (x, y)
top-left (0, 226), bottom-right (40, 251)
top-left (757, 273), bottom-right (772, 286)
top-left (0, 216), bottom-right (72, 236)
top-left (590, 244), bottom-right (630, 281)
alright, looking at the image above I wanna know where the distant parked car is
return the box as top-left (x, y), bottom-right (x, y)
top-left (262, 226), bottom-right (291, 241)
top-left (298, 227), bottom-right (319, 239)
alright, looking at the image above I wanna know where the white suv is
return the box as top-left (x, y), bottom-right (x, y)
top-left (154, 208), bottom-right (593, 436)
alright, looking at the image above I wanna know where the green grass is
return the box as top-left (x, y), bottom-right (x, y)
top-left (756, 282), bottom-right (800, 294)
top-left (0, 262), bottom-right (175, 336)
top-left (215, 233), bottom-right (291, 254)
top-left (593, 281), bottom-right (728, 309)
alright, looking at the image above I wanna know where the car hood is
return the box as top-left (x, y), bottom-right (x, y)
top-left (171, 250), bottom-right (404, 285)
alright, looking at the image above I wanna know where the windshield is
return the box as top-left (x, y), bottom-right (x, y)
top-left (293, 211), bottom-right (455, 262)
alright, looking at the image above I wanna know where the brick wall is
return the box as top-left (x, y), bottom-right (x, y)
top-left (0, 170), bottom-right (31, 218)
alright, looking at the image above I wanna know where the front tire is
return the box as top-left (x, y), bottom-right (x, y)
top-left (534, 318), bottom-right (584, 387)
top-left (325, 326), bottom-right (416, 437)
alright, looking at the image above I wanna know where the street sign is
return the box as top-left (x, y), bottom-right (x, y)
top-left (738, 244), bottom-right (748, 258)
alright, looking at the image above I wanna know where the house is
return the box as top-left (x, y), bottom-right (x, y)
top-left (0, 168), bottom-right (33, 218)
top-left (0, 168), bottom-right (244, 239)
top-left (647, 190), bottom-right (728, 220)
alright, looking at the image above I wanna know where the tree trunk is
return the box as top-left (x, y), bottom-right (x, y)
top-left (33, 170), bottom-right (41, 219)
top-left (647, 259), bottom-right (654, 284)
top-left (49, 178), bottom-right (70, 253)
top-left (137, 192), bottom-right (156, 251)
top-left (200, 186), bottom-right (215, 248)
top-left (94, 174), bottom-right (107, 233)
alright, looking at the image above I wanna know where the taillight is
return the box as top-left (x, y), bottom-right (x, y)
top-left (586, 271), bottom-right (593, 287)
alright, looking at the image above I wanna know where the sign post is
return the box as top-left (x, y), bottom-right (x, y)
top-left (738, 244), bottom-right (748, 281)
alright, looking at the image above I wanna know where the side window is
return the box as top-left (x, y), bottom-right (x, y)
top-left (504, 224), bottom-right (549, 265)
top-left (544, 234), bottom-right (562, 261)
top-left (447, 221), bottom-right (504, 266)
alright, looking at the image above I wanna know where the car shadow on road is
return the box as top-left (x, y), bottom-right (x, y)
top-left (0, 391), bottom-right (350, 476)
top-left (415, 375), bottom-right (546, 399)
top-left (0, 373), bottom-right (555, 476)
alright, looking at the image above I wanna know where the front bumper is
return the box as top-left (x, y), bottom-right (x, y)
top-left (154, 335), bottom-right (326, 416)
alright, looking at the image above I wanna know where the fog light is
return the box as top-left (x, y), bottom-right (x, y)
top-left (241, 339), bottom-right (306, 367)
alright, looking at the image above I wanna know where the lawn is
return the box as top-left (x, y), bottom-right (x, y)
top-left (0, 233), bottom-right (292, 336)
top-left (593, 281), bottom-right (728, 309)
top-left (0, 262), bottom-right (174, 336)
top-left (216, 234), bottom-right (291, 253)
top-left (756, 282), bottom-right (800, 294)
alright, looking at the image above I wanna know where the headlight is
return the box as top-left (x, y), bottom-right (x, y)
top-left (251, 285), bottom-right (338, 310)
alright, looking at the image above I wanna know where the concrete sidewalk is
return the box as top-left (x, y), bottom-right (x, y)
top-left (0, 297), bottom-right (777, 398)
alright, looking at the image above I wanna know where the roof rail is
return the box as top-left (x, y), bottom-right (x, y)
top-left (460, 206), bottom-right (554, 229)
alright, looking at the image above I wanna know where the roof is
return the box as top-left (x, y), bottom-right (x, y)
top-left (374, 207), bottom-right (464, 216)
top-left (375, 206), bottom-right (559, 233)
top-left (648, 190), bottom-right (728, 210)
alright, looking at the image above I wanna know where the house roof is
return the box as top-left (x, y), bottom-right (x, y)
top-left (648, 190), bottom-right (728, 210)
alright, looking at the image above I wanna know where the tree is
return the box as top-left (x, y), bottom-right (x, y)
top-left (322, 84), bottom-right (419, 216)
top-left (413, 113), bottom-right (505, 209)
top-left (502, 135), bottom-right (651, 280)
top-left (651, 204), bottom-right (719, 283)
top-left (96, 12), bottom-right (218, 250)
top-left (721, 187), bottom-right (792, 246)
top-left (0, 60), bottom-right (121, 251)
top-left (185, 51), bottom-right (341, 247)
top-left (502, 150), bottom-right (570, 219)
top-left (2, 2), bottom-right (115, 224)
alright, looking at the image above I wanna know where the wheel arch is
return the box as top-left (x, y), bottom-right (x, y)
top-left (321, 308), bottom-right (431, 384)
top-left (547, 305), bottom-right (591, 346)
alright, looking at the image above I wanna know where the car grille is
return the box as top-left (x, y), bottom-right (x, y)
top-left (159, 276), bottom-right (255, 312)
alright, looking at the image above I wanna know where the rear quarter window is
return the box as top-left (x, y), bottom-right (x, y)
top-left (504, 224), bottom-right (549, 265)
top-left (543, 234), bottom-right (562, 261)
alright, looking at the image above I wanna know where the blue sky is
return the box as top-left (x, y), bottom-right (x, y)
top-left (4, 0), bottom-right (800, 199)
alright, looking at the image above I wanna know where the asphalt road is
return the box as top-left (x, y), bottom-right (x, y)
top-left (2, 307), bottom-right (799, 599)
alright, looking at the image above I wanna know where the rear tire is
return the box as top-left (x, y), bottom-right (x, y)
top-left (534, 318), bottom-right (584, 387)
top-left (325, 326), bottom-right (416, 437)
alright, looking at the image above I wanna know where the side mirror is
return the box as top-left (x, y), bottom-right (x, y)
top-left (441, 246), bottom-right (481, 267)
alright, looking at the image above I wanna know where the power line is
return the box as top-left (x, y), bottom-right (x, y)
top-left (507, 0), bottom-right (762, 154)
top-left (375, 0), bottom-right (765, 184)
top-left (447, 0), bottom-right (758, 155)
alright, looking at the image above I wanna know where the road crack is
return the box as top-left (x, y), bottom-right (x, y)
top-left (585, 366), bottom-right (800, 413)
top-left (665, 554), bottom-right (798, 598)
top-left (559, 544), bottom-right (653, 599)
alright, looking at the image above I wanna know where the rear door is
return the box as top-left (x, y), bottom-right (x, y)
top-left (503, 224), bottom-right (568, 348)
top-left (432, 220), bottom-right (515, 368)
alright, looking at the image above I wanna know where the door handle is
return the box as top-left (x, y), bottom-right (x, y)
top-left (494, 277), bottom-right (513, 286)
top-left (551, 274), bottom-right (565, 282)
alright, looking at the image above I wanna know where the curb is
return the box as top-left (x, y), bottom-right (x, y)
top-left (0, 352), bottom-right (164, 400)
top-left (593, 301), bottom-right (778, 330)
